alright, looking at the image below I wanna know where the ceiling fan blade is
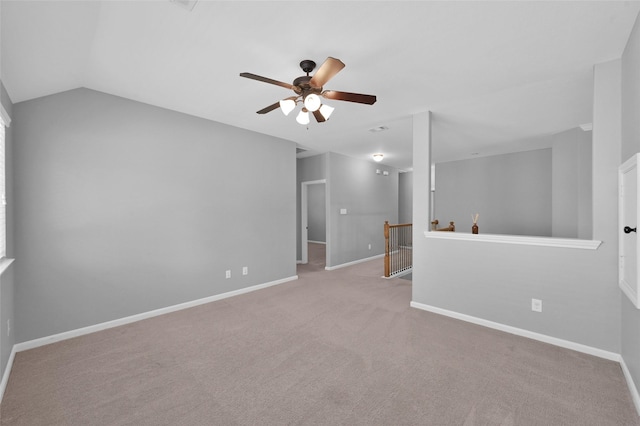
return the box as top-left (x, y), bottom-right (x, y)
top-left (240, 72), bottom-right (293, 90)
top-left (312, 110), bottom-right (326, 123)
top-left (309, 57), bottom-right (345, 88)
top-left (322, 90), bottom-right (377, 105)
top-left (256, 101), bottom-right (281, 114)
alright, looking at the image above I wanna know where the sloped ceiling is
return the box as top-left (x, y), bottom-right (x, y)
top-left (2, 1), bottom-right (639, 170)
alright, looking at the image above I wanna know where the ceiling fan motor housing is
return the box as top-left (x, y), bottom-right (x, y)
top-left (299, 60), bottom-right (316, 74)
top-left (294, 60), bottom-right (323, 97)
top-left (293, 75), bottom-right (322, 96)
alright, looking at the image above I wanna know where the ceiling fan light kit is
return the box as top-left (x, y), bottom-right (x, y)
top-left (240, 57), bottom-right (376, 125)
top-left (319, 104), bottom-right (334, 120)
top-left (303, 93), bottom-right (321, 112)
top-left (279, 98), bottom-right (296, 116)
top-left (296, 110), bottom-right (310, 125)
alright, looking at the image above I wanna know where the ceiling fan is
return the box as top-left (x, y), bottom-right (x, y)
top-left (240, 57), bottom-right (377, 124)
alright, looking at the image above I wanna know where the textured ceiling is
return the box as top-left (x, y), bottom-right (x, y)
top-left (2, 1), bottom-right (639, 170)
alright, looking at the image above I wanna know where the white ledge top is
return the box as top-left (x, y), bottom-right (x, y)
top-left (0, 257), bottom-right (14, 276)
top-left (424, 231), bottom-right (602, 250)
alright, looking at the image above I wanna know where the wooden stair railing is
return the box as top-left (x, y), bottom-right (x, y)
top-left (384, 221), bottom-right (413, 278)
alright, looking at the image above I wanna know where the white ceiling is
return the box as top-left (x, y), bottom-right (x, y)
top-left (2, 1), bottom-right (639, 170)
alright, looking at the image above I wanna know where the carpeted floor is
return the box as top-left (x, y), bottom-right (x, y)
top-left (297, 242), bottom-right (326, 273)
top-left (1, 250), bottom-right (638, 425)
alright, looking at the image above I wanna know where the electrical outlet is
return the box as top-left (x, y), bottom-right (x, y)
top-left (6, 319), bottom-right (10, 336)
top-left (368, 244), bottom-right (372, 250)
top-left (531, 298), bottom-right (543, 312)
top-left (242, 266), bottom-right (248, 276)
top-left (225, 270), bottom-right (231, 279)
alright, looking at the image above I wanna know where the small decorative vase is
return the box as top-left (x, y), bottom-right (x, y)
top-left (472, 223), bottom-right (478, 234)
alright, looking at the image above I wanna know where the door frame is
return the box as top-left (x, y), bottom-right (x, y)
top-left (619, 154), bottom-right (640, 308)
top-left (301, 179), bottom-right (326, 264)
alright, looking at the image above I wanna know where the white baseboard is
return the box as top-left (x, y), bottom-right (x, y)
top-left (621, 357), bottom-right (640, 417)
top-left (12, 275), bottom-right (298, 354)
top-left (409, 301), bottom-right (621, 362)
top-left (0, 276), bottom-right (299, 404)
top-left (0, 345), bottom-right (17, 404)
top-left (1, 275), bottom-right (300, 404)
top-left (325, 253), bottom-right (384, 271)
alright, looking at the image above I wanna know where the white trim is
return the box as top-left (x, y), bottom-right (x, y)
top-left (325, 253), bottom-right (384, 271)
top-left (307, 240), bottom-right (326, 245)
top-left (619, 154), bottom-right (640, 308)
top-left (0, 258), bottom-right (14, 277)
top-left (424, 231), bottom-right (602, 250)
top-left (579, 123), bottom-right (593, 132)
top-left (0, 345), bottom-right (16, 404)
top-left (382, 268), bottom-right (412, 279)
top-left (300, 179), bottom-right (326, 264)
top-left (0, 104), bottom-right (10, 127)
top-left (13, 275), bottom-right (298, 353)
top-left (410, 301), bottom-right (620, 362)
top-left (620, 357), bottom-right (640, 417)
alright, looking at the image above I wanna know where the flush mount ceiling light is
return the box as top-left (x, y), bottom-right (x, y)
top-left (373, 153), bottom-right (384, 162)
top-left (240, 57), bottom-right (376, 126)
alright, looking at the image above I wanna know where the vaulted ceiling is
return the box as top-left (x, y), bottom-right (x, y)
top-left (2, 1), bottom-right (639, 170)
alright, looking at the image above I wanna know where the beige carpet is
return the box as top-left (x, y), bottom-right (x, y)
top-left (297, 242), bottom-right (326, 273)
top-left (1, 254), bottom-right (638, 425)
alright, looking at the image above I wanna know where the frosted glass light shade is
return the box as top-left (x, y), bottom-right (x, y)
top-left (303, 94), bottom-right (321, 112)
top-left (296, 110), bottom-right (310, 125)
top-left (279, 99), bottom-right (296, 116)
top-left (319, 104), bottom-right (334, 120)
top-left (373, 153), bottom-right (384, 162)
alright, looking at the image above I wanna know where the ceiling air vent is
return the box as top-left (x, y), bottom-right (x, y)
top-left (170, 0), bottom-right (198, 11)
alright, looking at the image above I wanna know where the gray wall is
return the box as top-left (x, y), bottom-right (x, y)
top-left (398, 171), bottom-right (413, 224)
top-left (296, 153), bottom-right (399, 267)
top-left (327, 153), bottom-right (398, 267)
top-left (13, 88), bottom-right (296, 342)
top-left (296, 154), bottom-right (327, 260)
top-left (307, 183), bottom-right (326, 243)
top-left (551, 128), bottom-right (592, 239)
top-left (412, 59), bottom-right (622, 354)
top-left (621, 11), bottom-right (640, 404)
top-left (0, 80), bottom-right (15, 380)
top-left (434, 149), bottom-right (552, 236)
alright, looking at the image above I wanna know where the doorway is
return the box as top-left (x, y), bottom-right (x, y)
top-left (301, 179), bottom-right (327, 268)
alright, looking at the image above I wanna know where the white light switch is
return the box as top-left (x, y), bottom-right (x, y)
top-left (340, 208), bottom-right (347, 215)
